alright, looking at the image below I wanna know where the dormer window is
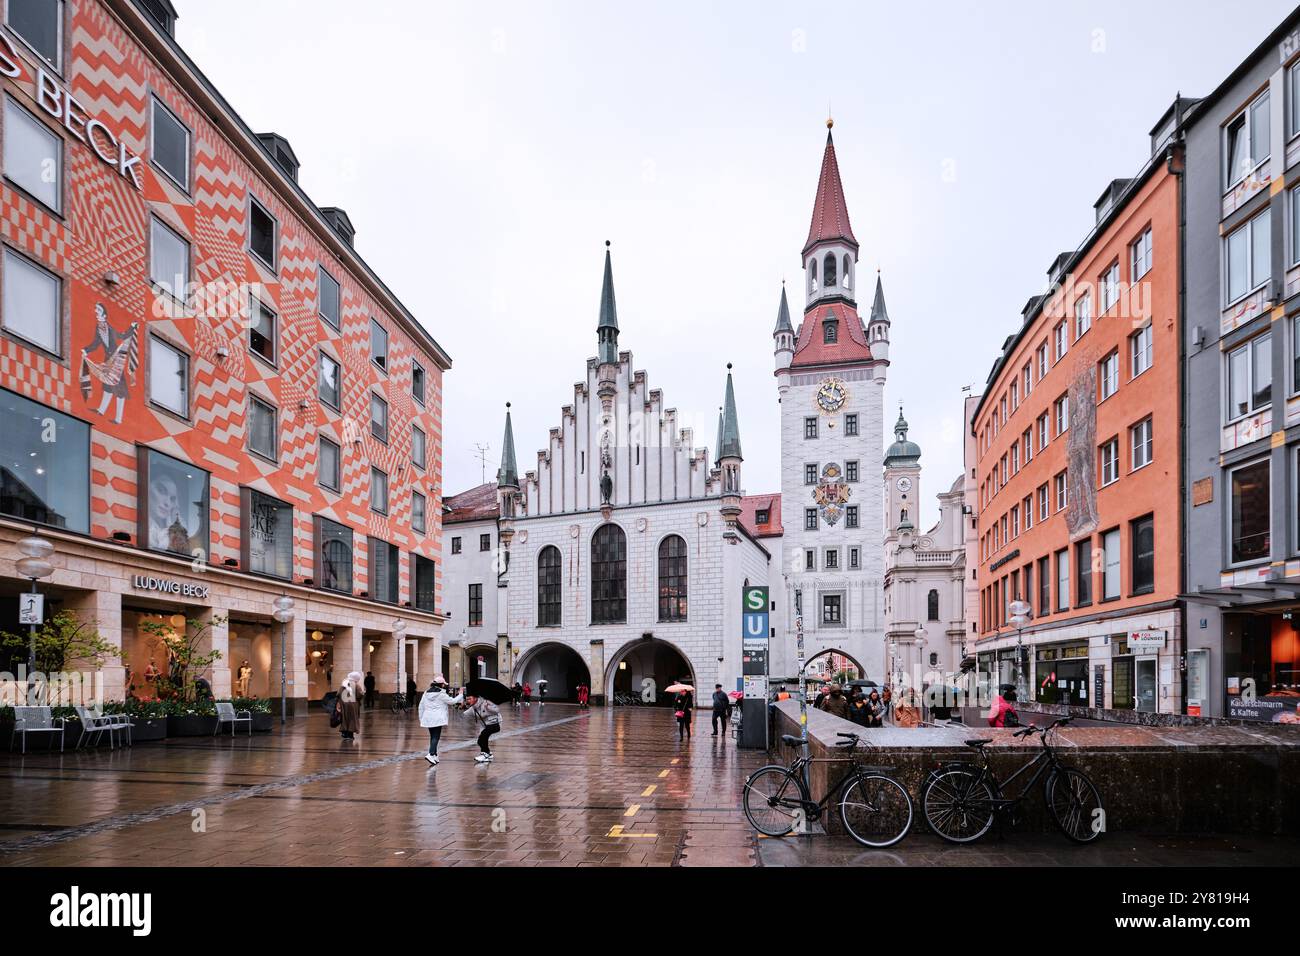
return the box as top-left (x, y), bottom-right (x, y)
top-left (824, 320), bottom-right (838, 344)
top-left (756, 509), bottom-right (770, 524)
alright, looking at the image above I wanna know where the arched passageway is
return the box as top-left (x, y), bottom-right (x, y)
top-left (464, 644), bottom-right (498, 680)
top-left (607, 637), bottom-right (695, 706)
top-left (515, 642), bottom-right (590, 701)
top-left (803, 649), bottom-right (866, 683)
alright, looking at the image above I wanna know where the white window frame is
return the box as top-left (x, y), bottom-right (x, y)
top-left (1224, 90), bottom-right (1271, 192)
top-left (1130, 323), bottom-right (1153, 378)
top-left (4, 96), bottom-right (62, 213)
top-left (5, 0), bottom-right (64, 71)
top-left (248, 194), bottom-right (279, 270)
top-left (1100, 438), bottom-right (1120, 487)
top-left (1130, 227), bottom-right (1153, 281)
top-left (1054, 394), bottom-right (1069, 436)
top-left (1102, 528), bottom-right (1121, 600)
top-left (318, 351), bottom-right (341, 410)
top-left (318, 265), bottom-right (341, 330)
top-left (1, 246), bottom-right (60, 355)
top-left (149, 95), bottom-right (190, 192)
top-left (149, 216), bottom-right (190, 303)
top-left (1131, 417), bottom-right (1153, 471)
top-left (1226, 332), bottom-right (1272, 422)
top-left (1073, 291), bottom-right (1092, 339)
top-left (1037, 484), bottom-right (1049, 522)
top-left (1054, 472), bottom-right (1067, 512)
top-left (318, 434), bottom-right (341, 492)
top-left (1099, 351), bottom-right (1119, 401)
top-left (370, 466), bottom-right (389, 515)
top-left (1100, 262), bottom-right (1120, 314)
top-left (148, 334), bottom-right (189, 417)
top-left (1053, 321), bottom-right (1068, 361)
top-left (412, 425), bottom-right (427, 470)
top-left (247, 394), bottom-right (278, 461)
top-left (1225, 208), bottom-right (1271, 306)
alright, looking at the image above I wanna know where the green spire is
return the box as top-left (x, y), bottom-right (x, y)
top-left (719, 364), bottom-right (743, 461)
top-left (597, 240), bottom-right (619, 365)
top-left (497, 403), bottom-right (518, 489)
top-left (869, 272), bottom-right (889, 324)
top-left (774, 283), bottom-right (793, 334)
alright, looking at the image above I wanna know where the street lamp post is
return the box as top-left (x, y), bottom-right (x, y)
top-left (794, 589), bottom-right (807, 747)
top-left (15, 533), bottom-right (54, 700)
top-left (393, 618), bottom-right (406, 704)
top-left (1008, 599), bottom-right (1031, 701)
top-left (272, 594), bottom-right (295, 726)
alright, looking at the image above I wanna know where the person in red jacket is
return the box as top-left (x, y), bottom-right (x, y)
top-left (577, 683), bottom-right (590, 709)
top-left (988, 687), bottom-right (1021, 728)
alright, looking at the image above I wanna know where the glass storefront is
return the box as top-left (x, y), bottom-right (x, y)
top-left (1110, 637), bottom-right (1158, 712)
top-left (1225, 611), bottom-right (1300, 723)
top-left (1034, 642), bottom-right (1089, 705)
top-left (0, 388), bottom-right (90, 532)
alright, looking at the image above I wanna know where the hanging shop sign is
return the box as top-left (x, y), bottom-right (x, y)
top-left (0, 32), bottom-right (142, 189)
top-left (1128, 630), bottom-right (1166, 649)
top-left (132, 575), bottom-right (210, 599)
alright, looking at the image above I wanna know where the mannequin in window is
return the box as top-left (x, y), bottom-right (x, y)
top-left (236, 660), bottom-right (252, 697)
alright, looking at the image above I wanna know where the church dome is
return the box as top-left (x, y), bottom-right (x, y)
top-left (884, 408), bottom-right (921, 467)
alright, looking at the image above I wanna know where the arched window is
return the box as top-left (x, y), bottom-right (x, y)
top-left (823, 320), bottom-right (838, 344)
top-left (823, 252), bottom-right (837, 287)
top-left (537, 546), bottom-right (561, 626)
top-left (927, 589), bottom-right (940, 621)
top-left (810, 258), bottom-right (818, 292)
top-left (591, 524), bottom-right (627, 624)
top-left (658, 535), bottom-right (688, 622)
top-left (843, 254), bottom-right (853, 289)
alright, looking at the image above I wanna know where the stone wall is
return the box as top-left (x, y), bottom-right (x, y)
top-left (772, 700), bottom-right (1300, 836)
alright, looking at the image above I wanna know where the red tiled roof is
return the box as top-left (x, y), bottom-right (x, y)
top-left (739, 493), bottom-right (783, 538)
top-left (442, 482), bottom-right (499, 524)
top-left (790, 302), bottom-right (873, 369)
top-left (803, 131), bottom-right (858, 255)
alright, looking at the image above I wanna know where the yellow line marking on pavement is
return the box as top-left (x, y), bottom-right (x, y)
top-left (641, 785), bottom-right (657, 797)
top-left (657, 769), bottom-right (670, 778)
top-left (624, 804), bottom-right (640, 817)
top-left (607, 825), bottom-right (657, 838)
top-left (670, 758), bottom-right (680, 765)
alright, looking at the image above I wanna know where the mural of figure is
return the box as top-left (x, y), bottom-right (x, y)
top-left (79, 303), bottom-right (139, 424)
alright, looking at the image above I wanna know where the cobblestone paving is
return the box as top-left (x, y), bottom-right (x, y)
top-left (0, 705), bottom-right (764, 867)
top-left (2, 705), bottom-right (1296, 867)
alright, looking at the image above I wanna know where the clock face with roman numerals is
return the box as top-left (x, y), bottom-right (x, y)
top-left (816, 378), bottom-right (848, 414)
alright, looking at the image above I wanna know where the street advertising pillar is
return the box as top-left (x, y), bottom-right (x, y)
top-left (740, 585), bottom-right (769, 750)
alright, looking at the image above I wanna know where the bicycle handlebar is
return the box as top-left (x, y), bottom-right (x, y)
top-left (1013, 716), bottom-right (1072, 739)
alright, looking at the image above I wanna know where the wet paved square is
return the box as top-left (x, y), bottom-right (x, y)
top-left (2, 705), bottom-right (1296, 867)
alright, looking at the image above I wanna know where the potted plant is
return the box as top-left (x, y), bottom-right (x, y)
top-left (233, 696), bottom-right (273, 731)
top-left (163, 697), bottom-right (218, 735)
top-left (120, 698), bottom-right (167, 741)
top-left (0, 611), bottom-right (120, 707)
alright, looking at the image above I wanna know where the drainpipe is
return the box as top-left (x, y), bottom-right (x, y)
top-left (1168, 132), bottom-right (1189, 717)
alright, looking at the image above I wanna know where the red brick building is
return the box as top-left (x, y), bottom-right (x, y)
top-left (0, 0), bottom-right (449, 708)
top-left (970, 125), bottom-right (1182, 715)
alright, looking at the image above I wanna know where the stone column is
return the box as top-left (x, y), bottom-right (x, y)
top-left (332, 625), bottom-right (361, 686)
top-left (496, 634), bottom-right (509, 682)
top-left (289, 614), bottom-right (307, 714)
top-left (417, 636), bottom-right (439, 684)
top-left (64, 589), bottom-right (124, 703)
top-left (370, 635), bottom-right (399, 694)
top-left (194, 606), bottom-right (231, 700)
top-left (589, 639), bottom-right (605, 704)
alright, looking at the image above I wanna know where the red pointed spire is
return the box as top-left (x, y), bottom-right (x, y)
top-left (803, 122), bottom-right (858, 256)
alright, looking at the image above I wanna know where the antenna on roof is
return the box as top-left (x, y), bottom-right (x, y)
top-left (472, 443), bottom-right (492, 485)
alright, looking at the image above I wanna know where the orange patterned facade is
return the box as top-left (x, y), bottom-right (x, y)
top-left (0, 0), bottom-right (449, 707)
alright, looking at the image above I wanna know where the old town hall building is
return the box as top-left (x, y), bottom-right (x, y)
top-left (442, 123), bottom-right (897, 699)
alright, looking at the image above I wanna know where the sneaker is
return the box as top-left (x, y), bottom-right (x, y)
top-left (486, 752), bottom-right (494, 761)
top-left (425, 754), bottom-right (436, 765)
top-left (475, 753), bottom-right (490, 763)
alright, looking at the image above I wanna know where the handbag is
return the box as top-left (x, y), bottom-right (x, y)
top-left (674, 710), bottom-right (686, 719)
top-left (330, 699), bottom-right (342, 728)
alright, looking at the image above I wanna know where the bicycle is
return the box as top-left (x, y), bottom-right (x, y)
top-left (920, 717), bottom-right (1104, 845)
top-left (742, 731), bottom-right (913, 848)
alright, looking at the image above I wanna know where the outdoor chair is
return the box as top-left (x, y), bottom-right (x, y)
top-left (73, 705), bottom-right (117, 749)
top-left (215, 701), bottom-right (252, 736)
top-left (10, 706), bottom-right (66, 753)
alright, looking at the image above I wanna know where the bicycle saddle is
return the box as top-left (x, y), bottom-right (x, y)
top-left (964, 738), bottom-right (993, 748)
top-left (781, 734), bottom-right (805, 747)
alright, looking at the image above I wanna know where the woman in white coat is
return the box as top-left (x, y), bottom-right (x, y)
top-left (417, 675), bottom-right (463, 765)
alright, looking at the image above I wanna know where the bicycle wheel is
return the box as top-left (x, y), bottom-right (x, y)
top-left (1046, 767), bottom-right (1104, 843)
top-left (840, 774), bottom-right (913, 848)
top-left (922, 767), bottom-right (996, 844)
top-left (742, 766), bottom-right (807, 837)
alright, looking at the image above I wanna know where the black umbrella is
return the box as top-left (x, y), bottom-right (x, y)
top-left (319, 691), bottom-right (338, 712)
top-left (465, 677), bottom-right (514, 705)
top-left (848, 679), bottom-right (877, 689)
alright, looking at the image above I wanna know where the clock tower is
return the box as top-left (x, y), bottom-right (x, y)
top-left (772, 120), bottom-right (891, 683)
top-left (884, 409), bottom-right (921, 534)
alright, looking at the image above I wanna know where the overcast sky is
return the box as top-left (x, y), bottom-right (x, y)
top-left (181, 0), bottom-right (1294, 529)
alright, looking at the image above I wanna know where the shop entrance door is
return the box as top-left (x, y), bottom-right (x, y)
top-left (1113, 656), bottom-right (1134, 709)
top-left (1135, 657), bottom-right (1157, 712)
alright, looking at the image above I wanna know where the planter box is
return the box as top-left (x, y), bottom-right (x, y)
top-left (250, 712), bottom-right (273, 732)
top-left (130, 716), bottom-right (167, 741)
top-left (166, 714), bottom-right (219, 736)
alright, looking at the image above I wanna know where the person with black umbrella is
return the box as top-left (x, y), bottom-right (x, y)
top-left (463, 677), bottom-right (511, 763)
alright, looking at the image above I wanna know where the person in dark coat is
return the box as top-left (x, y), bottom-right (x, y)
top-left (673, 690), bottom-right (693, 741)
top-left (338, 671), bottom-right (363, 741)
top-left (711, 684), bottom-right (731, 737)
top-left (405, 674), bottom-right (417, 713)
top-left (363, 671), bottom-right (376, 709)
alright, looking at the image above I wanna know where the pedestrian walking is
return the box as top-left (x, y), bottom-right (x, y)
top-left (537, 678), bottom-right (548, 705)
top-left (865, 689), bottom-right (884, 727)
top-left (821, 683), bottom-right (852, 720)
top-left (522, 681), bottom-right (532, 706)
top-left (363, 671), bottom-right (376, 709)
top-left (988, 687), bottom-right (1020, 728)
top-left (711, 683), bottom-right (731, 736)
top-left (673, 689), bottom-right (693, 741)
top-left (463, 694), bottom-right (502, 762)
top-left (405, 674), bottom-right (417, 714)
top-left (511, 681), bottom-right (523, 709)
top-left (337, 671), bottom-right (363, 741)
top-left (417, 676), bottom-right (462, 765)
top-left (577, 683), bottom-right (590, 710)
